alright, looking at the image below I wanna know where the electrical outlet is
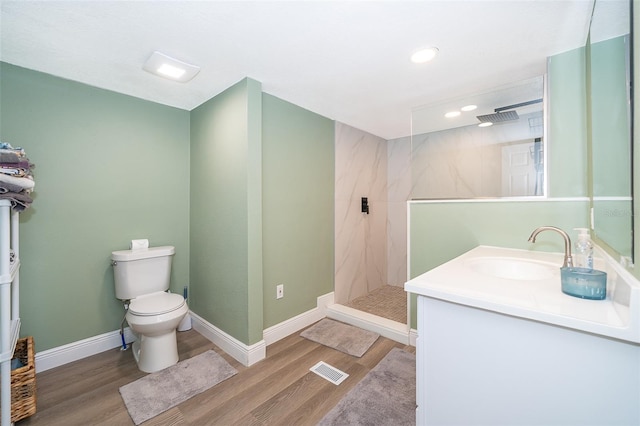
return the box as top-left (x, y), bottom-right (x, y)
top-left (276, 284), bottom-right (284, 299)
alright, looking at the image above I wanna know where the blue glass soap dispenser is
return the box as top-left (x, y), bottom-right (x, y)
top-left (560, 228), bottom-right (606, 300)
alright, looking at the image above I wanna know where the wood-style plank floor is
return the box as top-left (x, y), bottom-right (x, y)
top-left (18, 323), bottom-right (415, 425)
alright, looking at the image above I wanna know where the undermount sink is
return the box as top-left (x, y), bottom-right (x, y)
top-left (465, 257), bottom-right (558, 281)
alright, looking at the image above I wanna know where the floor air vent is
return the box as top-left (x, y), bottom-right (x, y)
top-left (310, 361), bottom-right (349, 385)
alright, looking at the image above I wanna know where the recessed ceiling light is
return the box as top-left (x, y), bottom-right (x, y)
top-left (157, 64), bottom-right (186, 79)
top-left (478, 122), bottom-right (493, 127)
top-left (411, 47), bottom-right (439, 64)
top-left (444, 111), bottom-right (461, 118)
top-left (143, 51), bottom-right (200, 83)
top-left (461, 105), bottom-right (478, 112)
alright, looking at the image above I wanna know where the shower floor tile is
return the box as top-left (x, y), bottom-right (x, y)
top-left (346, 285), bottom-right (407, 324)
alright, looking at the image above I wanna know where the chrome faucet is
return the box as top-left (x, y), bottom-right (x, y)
top-left (528, 226), bottom-right (574, 268)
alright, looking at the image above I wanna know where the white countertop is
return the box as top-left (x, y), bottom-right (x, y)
top-left (405, 245), bottom-right (640, 344)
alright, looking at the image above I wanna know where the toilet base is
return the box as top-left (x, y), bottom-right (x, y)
top-left (131, 330), bottom-right (180, 373)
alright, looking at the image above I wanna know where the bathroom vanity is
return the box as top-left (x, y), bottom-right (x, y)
top-left (405, 246), bottom-right (640, 426)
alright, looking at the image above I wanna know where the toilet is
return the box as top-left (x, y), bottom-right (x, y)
top-left (111, 245), bottom-right (188, 373)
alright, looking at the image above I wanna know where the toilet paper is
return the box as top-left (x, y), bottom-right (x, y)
top-left (130, 239), bottom-right (149, 250)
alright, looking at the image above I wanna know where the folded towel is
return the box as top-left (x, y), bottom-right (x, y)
top-left (0, 191), bottom-right (33, 211)
top-left (0, 147), bottom-right (25, 158)
top-left (0, 173), bottom-right (34, 191)
top-left (0, 181), bottom-right (27, 194)
top-left (0, 160), bottom-right (32, 170)
top-left (0, 167), bottom-right (27, 177)
top-left (0, 152), bottom-right (20, 163)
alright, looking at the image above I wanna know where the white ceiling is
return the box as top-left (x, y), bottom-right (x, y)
top-left (0, 1), bottom-right (594, 140)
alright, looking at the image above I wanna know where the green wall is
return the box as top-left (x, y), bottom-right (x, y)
top-left (0, 63), bottom-right (336, 352)
top-left (410, 201), bottom-right (589, 279)
top-left (590, 36), bottom-right (631, 198)
top-left (547, 46), bottom-right (588, 198)
top-left (188, 81), bottom-right (335, 344)
top-left (590, 35), bottom-right (633, 258)
top-left (262, 94), bottom-right (335, 328)
top-left (0, 63), bottom-right (191, 351)
top-left (4, 30), bottom-right (624, 354)
top-left (189, 78), bottom-right (264, 345)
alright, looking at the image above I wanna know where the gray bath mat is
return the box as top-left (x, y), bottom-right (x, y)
top-left (119, 350), bottom-right (237, 425)
top-left (318, 348), bottom-right (416, 425)
top-left (300, 318), bottom-right (379, 357)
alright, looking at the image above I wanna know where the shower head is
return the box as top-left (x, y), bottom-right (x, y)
top-left (476, 98), bottom-right (541, 124)
top-left (476, 110), bottom-right (519, 123)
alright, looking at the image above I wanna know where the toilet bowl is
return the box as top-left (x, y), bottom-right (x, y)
top-left (111, 245), bottom-right (189, 373)
top-left (126, 291), bottom-right (188, 373)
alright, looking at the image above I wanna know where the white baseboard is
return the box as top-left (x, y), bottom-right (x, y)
top-left (33, 292), bottom-right (338, 373)
top-left (190, 312), bottom-right (266, 367)
top-left (191, 292), bottom-right (334, 366)
top-left (263, 292), bottom-right (334, 346)
top-left (35, 327), bottom-right (135, 373)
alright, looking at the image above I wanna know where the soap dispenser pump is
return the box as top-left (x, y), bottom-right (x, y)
top-left (574, 228), bottom-right (594, 271)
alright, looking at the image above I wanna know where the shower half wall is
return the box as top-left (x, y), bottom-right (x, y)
top-left (334, 122), bottom-right (411, 307)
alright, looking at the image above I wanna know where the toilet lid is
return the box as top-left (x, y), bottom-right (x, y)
top-left (129, 292), bottom-right (186, 316)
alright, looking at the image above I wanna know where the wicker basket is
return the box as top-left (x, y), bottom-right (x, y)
top-left (9, 336), bottom-right (37, 422)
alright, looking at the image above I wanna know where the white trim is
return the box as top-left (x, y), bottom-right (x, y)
top-left (407, 199), bottom-right (412, 286)
top-left (326, 303), bottom-right (411, 345)
top-left (186, 292), bottom-right (336, 366)
top-left (190, 311), bottom-right (266, 367)
top-left (35, 327), bottom-right (135, 373)
top-left (263, 292), bottom-right (334, 346)
top-left (542, 72), bottom-right (549, 198)
top-left (409, 197), bottom-right (589, 205)
top-left (409, 328), bottom-right (418, 347)
top-left (32, 292), bottom-right (336, 373)
top-left (32, 291), bottom-right (369, 374)
top-left (592, 196), bottom-right (633, 201)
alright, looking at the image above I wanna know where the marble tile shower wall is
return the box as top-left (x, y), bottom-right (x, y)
top-left (335, 122), bottom-right (387, 303)
top-left (387, 136), bottom-right (411, 287)
top-left (411, 111), bottom-right (542, 198)
top-left (334, 112), bottom-right (544, 304)
top-left (412, 127), bottom-right (502, 198)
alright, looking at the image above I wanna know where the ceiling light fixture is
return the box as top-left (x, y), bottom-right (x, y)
top-left (143, 51), bottom-right (200, 83)
top-left (411, 47), bottom-right (439, 64)
top-left (444, 111), bottom-right (461, 118)
top-left (478, 122), bottom-right (493, 128)
top-left (157, 64), bottom-right (186, 79)
top-left (461, 105), bottom-right (477, 112)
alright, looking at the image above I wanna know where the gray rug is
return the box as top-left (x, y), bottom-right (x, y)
top-left (119, 350), bottom-right (237, 425)
top-left (318, 348), bottom-right (416, 426)
top-left (301, 318), bottom-right (380, 357)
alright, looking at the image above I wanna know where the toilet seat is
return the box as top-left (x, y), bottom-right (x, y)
top-left (129, 292), bottom-right (185, 316)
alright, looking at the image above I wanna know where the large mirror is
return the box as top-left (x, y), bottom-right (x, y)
top-left (411, 76), bottom-right (546, 199)
top-left (588, 0), bottom-right (633, 260)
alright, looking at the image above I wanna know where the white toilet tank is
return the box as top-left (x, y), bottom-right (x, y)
top-left (111, 246), bottom-right (175, 300)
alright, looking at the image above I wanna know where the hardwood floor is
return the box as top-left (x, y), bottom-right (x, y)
top-left (18, 323), bottom-right (415, 425)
